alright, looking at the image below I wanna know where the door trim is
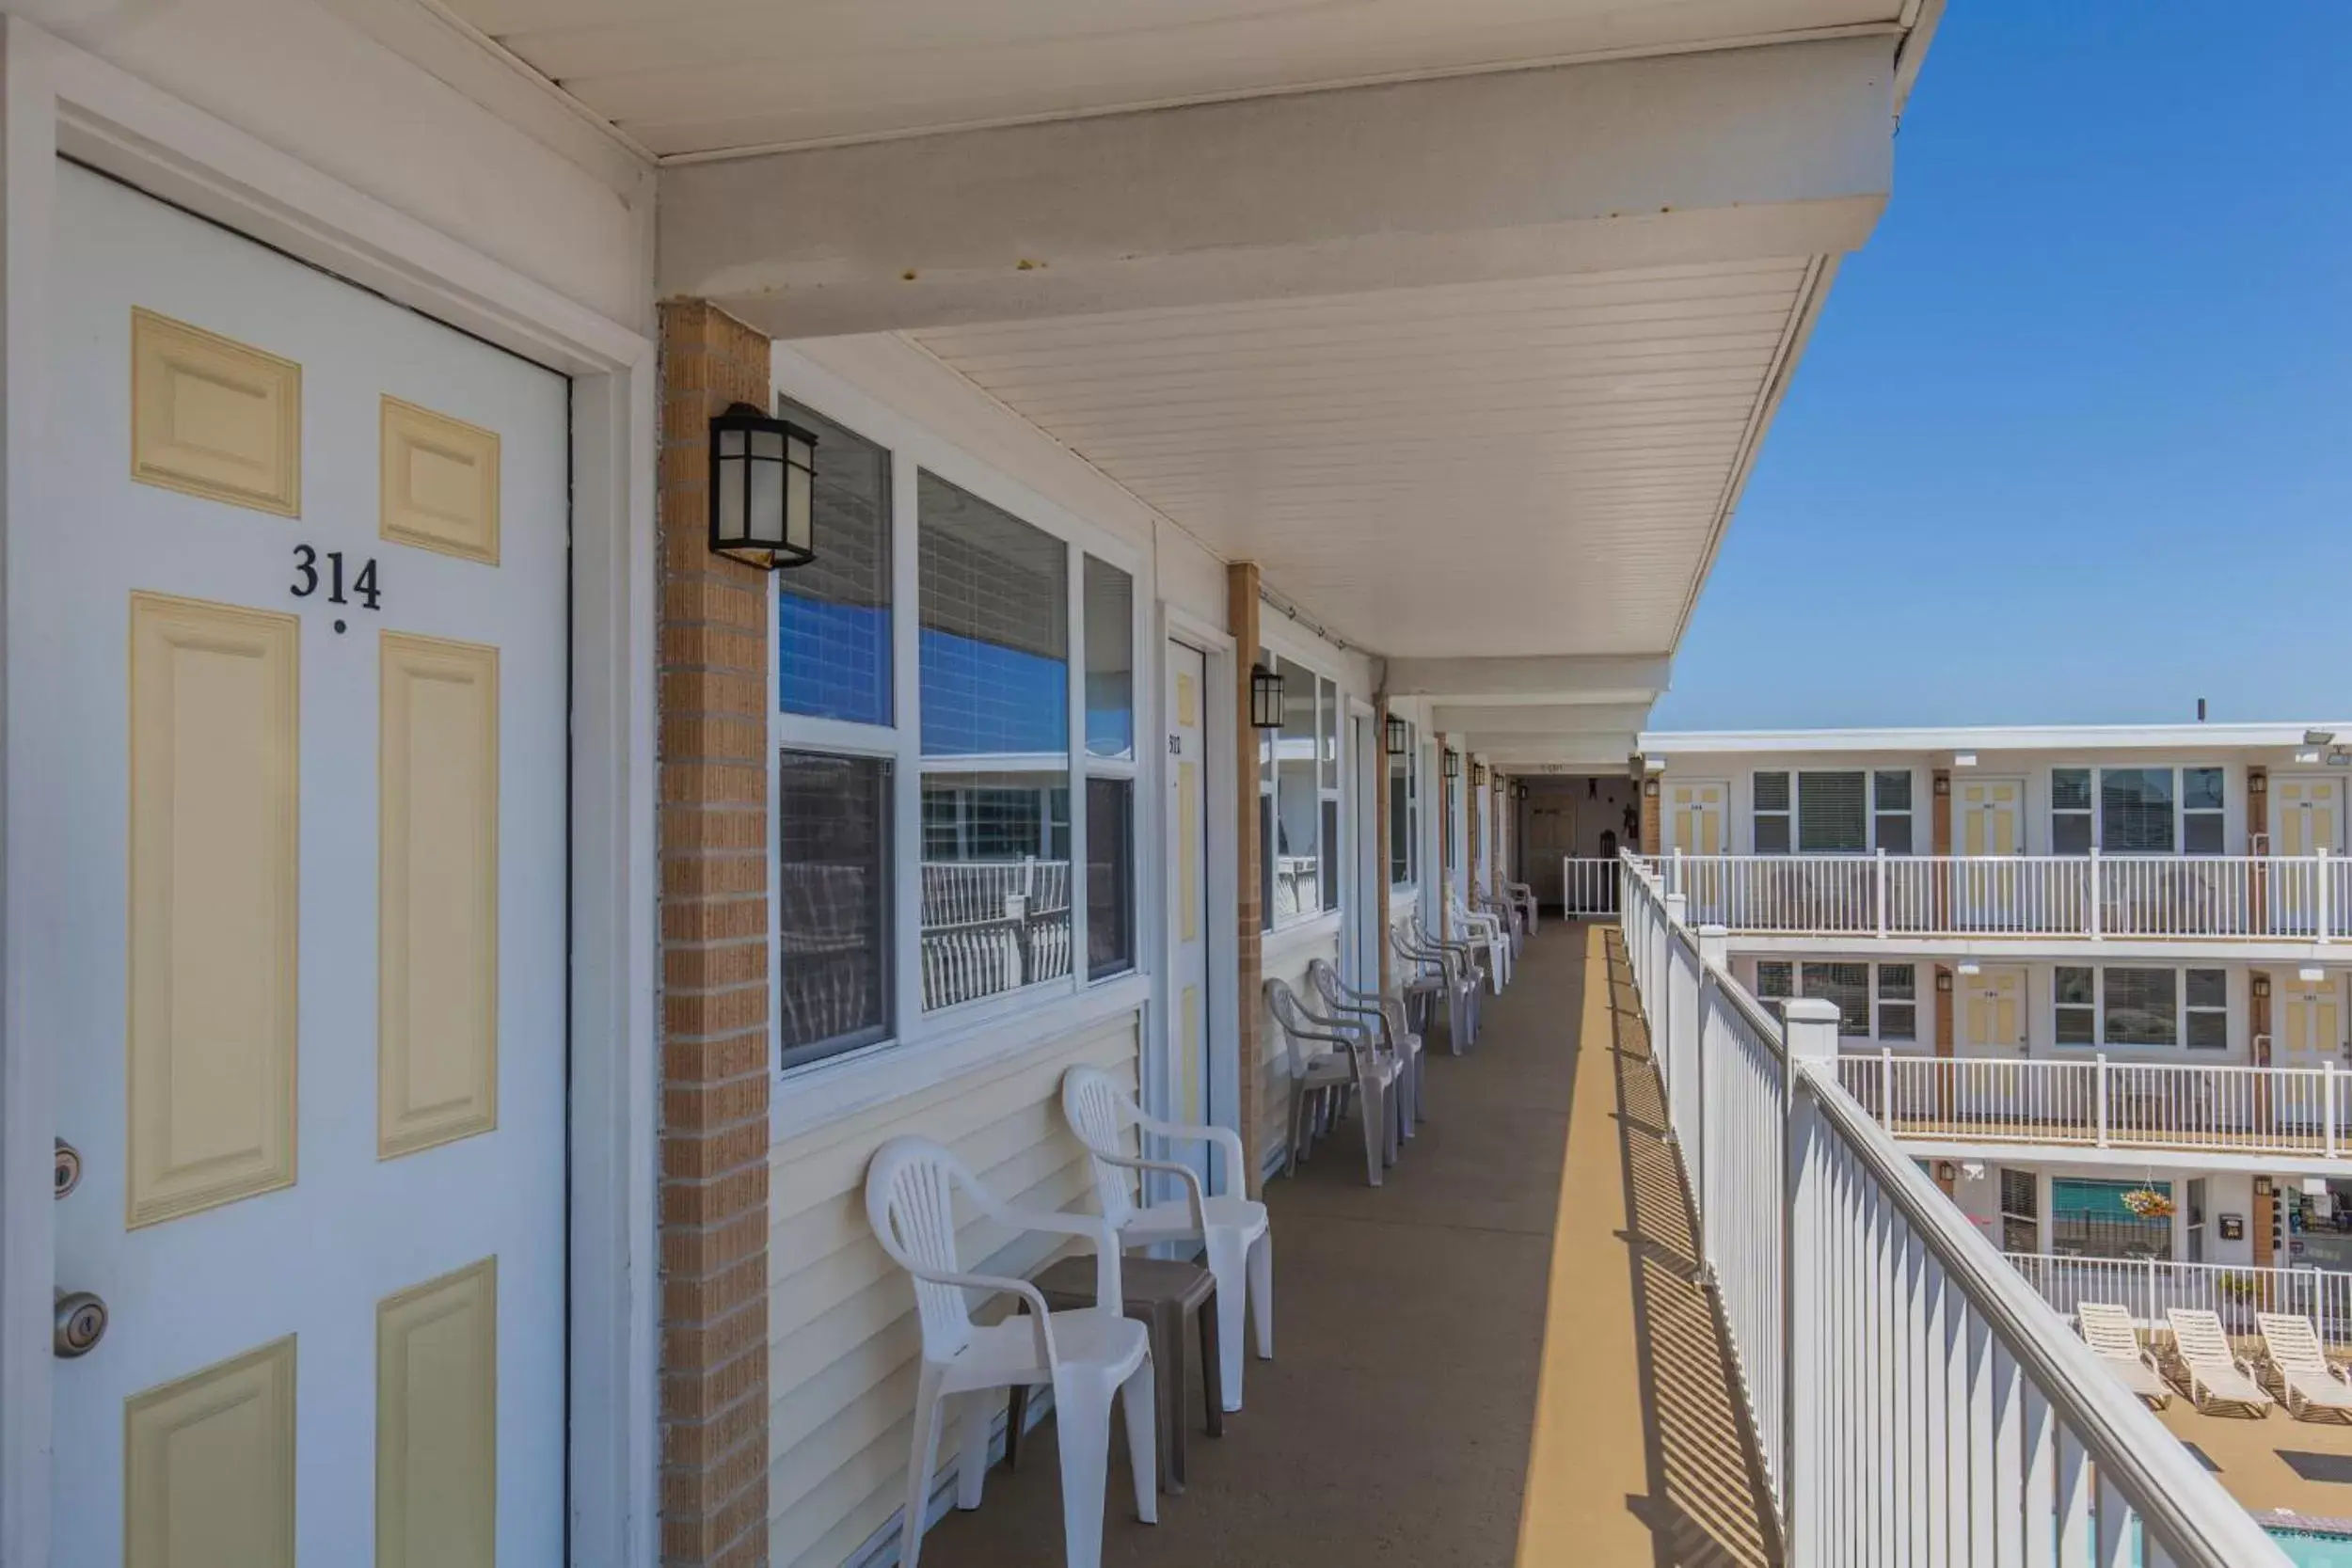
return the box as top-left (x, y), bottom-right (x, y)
top-left (1153, 607), bottom-right (1239, 1198)
top-left (0, 22), bottom-right (659, 1564)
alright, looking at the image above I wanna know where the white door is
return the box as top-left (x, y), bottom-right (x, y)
top-left (29, 165), bottom-right (568, 1566)
top-left (1526, 795), bottom-right (1576, 909)
top-left (1958, 968), bottom-right (2027, 1056)
top-left (2275, 778), bottom-right (2344, 933)
top-left (2280, 976), bottom-right (2344, 1069)
top-left (1953, 778), bottom-right (2026, 929)
top-left (1667, 781), bottom-right (1726, 855)
top-left (1164, 641), bottom-right (1213, 1189)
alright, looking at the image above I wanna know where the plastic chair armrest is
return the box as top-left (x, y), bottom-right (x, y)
top-left (907, 1265), bottom-right (1059, 1364)
top-left (979, 1203), bottom-right (1125, 1316)
top-left (1083, 1148), bottom-right (1210, 1234)
top-left (1134, 1117), bottom-right (1250, 1202)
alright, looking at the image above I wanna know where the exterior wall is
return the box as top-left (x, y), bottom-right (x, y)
top-left (765, 1016), bottom-right (1139, 1565)
top-left (36, 0), bottom-right (657, 332)
top-left (1954, 1163), bottom-right (2259, 1268)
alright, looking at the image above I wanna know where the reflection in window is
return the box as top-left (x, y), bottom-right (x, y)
top-left (776, 751), bottom-right (892, 1068)
top-left (918, 472), bottom-right (1068, 757)
top-left (1273, 656), bottom-right (1319, 923)
top-left (2052, 768), bottom-right (2094, 854)
top-left (2101, 768), bottom-right (2176, 853)
top-left (1087, 777), bottom-right (1134, 979)
top-left (1083, 558), bottom-right (1134, 760)
top-left (2055, 966), bottom-right (2097, 1044)
top-left (2183, 767), bottom-right (2225, 853)
top-left (2053, 1178), bottom-right (2172, 1261)
top-left (776, 402), bottom-right (892, 726)
top-left (919, 771), bottom-right (1071, 1010)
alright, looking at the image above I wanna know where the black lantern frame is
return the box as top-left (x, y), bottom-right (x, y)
top-left (1249, 664), bottom-right (1286, 729)
top-left (708, 402), bottom-right (818, 570)
top-left (1384, 714), bottom-right (1407, 756)
top-left (1441, 749), bottom-right (1460, 780)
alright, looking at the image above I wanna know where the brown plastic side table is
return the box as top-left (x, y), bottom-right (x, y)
top-left (1006, 1255), bottom-right (1223, 1493)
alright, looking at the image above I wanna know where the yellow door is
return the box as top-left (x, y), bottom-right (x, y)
top-left (1960, 968), bottom-right (2026, 1055)
top-left (2279, 778), bottom-right (2344, 855)
top-left (2280, 977), bottom-right (2344, 1069)
top-left (1668, 782), bottom-right (1725, 855)
top-left (1958, 779), bottom-right (2023, 856)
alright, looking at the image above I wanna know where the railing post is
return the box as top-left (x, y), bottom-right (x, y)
top-left (2088, 847), bottom-right (2103, 941)
top-left (2147, 1257), bottom-right (2159, 1335)
top-left (2095, 1053), bottom-right (2110, 1148)
top-left (1661, 893), bottom-right (1688, 1089)
top-left (1671, 845), bottom-right (1685, 899)
top-left (1780, 997), bottom-right (1842, 1561)
top-left (2329, 1061), bottom-right (2340, 1160)
top-left (1874, 847), bottom-right (1889, 939)
top-left (2321, 847), bottom-right (2334, 944)
top-left (1692, 925), bottom-right (1729, 1271)
top-left (1879, 1045), bottom-right (1894, 1125)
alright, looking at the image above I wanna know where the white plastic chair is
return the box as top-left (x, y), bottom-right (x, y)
top-left (1306, 957), bottom-right (1422, 1136)
top-left (865, 1137), bottom-right (1158, 1568)
top-left (1504, 877), bottom-right (1539, 937)
top-left (1448, 895), bottom-right (1511, 991)
top-left (1266, 979), bottom-right (1402, 1185)
top-left (1059, 1066), bottom-right (1273, 1414)
top-left (1404, 911), bottom-right (1484, 1049)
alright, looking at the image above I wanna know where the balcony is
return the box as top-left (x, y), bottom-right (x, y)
top-left (1839, 1053), bottom-right (2352, 1165)
top-left (921, 922), bottom-right (1778, 1566)
top-left (1620, 859), bottom-right (2290, 1565)
top-left (1609, 851), bottom-right (2349, 945)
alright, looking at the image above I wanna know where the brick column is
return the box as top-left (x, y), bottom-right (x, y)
top-left (1934, 966), bottom-right (1955, 1123)
top-left (656, 300), bottom-right (772, 1568)
top-left (1639, 772), bottom-right (1661, 858)
top-left (1931, 768), bottom-right (1952, 930)
top-left (1374, 695), bottom-right (1392, 995)
top-left (1229, 563), bottom-right (1265, 1199)
top-left (2249, 767), bottom-right (2270, 933)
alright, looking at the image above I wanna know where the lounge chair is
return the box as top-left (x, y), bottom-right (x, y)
top-left (2256, 1313), bottom-right (2352, 1421)
top-left (2164, 1307), bottom-right (2274, 1418)
top-left (2073, 1303), bottom-right (2174, 1410)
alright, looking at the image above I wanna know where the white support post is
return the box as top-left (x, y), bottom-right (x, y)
top-left (2089, 847), bottom-right (2103, 941)
top-left (1874, 846), bottom-right (1889, 940)
top-left (2321, 847), bottom-right (2334, 944)
top-left (2328, 1060), bottom-right (2340, 1161)
top-left (1694, 923), bottom-right (1729, 1263)
top-left (1880, 1045), bottom-right (1895, 1126)
top-left (1661, 893), bottom-right (1688, 1093)
top-left (1671, 845), bottom-right (1685, 898)
top-left (2096, 1053), bottom-right (2111, 1148)
top-left (1780, 996), bottom-right (1842, 1563)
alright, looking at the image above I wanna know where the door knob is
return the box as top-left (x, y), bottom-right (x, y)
top-left (54, 1290), bottom-right (106, 1358)
top-left (54, 1138), bottom-right (80, 1199)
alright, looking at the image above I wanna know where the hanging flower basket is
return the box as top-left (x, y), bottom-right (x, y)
top-left (2122, 1187), bottom-right (2176, 1219)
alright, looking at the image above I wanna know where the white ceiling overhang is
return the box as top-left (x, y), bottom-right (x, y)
top-left (400, 0), bottom-right (1936, 768)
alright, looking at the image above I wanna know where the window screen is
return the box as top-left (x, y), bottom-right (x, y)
top-left (2052, 768), bottom-right (2094, 855)
top-left (1797, 771), bottom-right (1868, 853)
top-left (2185, 968), bottom-right (2228, 1050)
top-left (1877, 964), bottom-right (1918, 1041)
top-left (1082, 558), bottom-right (1134, 760)
top-left (1754, 771), bottom-right (1791, 854)
top-left (1086, 777), bottom-right (1134, 979)
top-left (918, 771), bottom-right (1071, 1010)
top-left (1874, 770), bottom-right (1915, 854)
top-left (1273, 657), bottom-right (1320, 924)
top-left (2183, 768), bottom-right (2225, 853)
top-left (2055, 966), bottom-right (2096, 1044)
top-left (1755, 961), bottom-right (1794, 1000)
top-left (1389, 736), bottom-right (1411, 884)
top-left (2103, 967), bottom-right (2178, 1046)
top-left (775, 401), bottom-right (892, 726)
top-left (1801, 961), bottom-right (1872, 1036)
top-left (917, 472), bottom-right (1068, 757)
top-left (2101, 768), bottom-right (2176, 854)
top-left (775, 751), bottom-right (892, 1067)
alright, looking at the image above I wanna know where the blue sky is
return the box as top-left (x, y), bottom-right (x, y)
top-left (1650, 4), bottom-right (2352, 731)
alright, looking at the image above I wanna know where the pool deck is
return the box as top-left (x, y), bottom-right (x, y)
top-left (2155, 1395), bottom-right (2352, 1526)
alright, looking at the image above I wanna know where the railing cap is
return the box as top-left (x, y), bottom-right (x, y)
top-left (1781, 997), bottom-right (1840, 1022)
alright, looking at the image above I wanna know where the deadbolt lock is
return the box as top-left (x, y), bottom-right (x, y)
top-left (54, 1138), bottom-right (80, 1199)
top-left (54, 1290), bottom-right (106, 1358)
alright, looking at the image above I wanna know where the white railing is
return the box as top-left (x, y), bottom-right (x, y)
top-left (1272, 853), bottom-right (1321, 923)
top-left (1559, 855), bottom-right (1621, 915)
top-left (1661, 847), bottom-right (2341, 942)
top-left (1838, 1052), bottom-right (2352, 1160)
top-left (1621, 851), bottom-right (2287, 1566)
top-left (2007, 1254), bottom-right (2352, 1346)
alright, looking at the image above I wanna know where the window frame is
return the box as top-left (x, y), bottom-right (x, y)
top-left (2049, 964), bottom-right (2234, 1052)
top-left (1389, 718), bottom-right (1421, 893)
top-left (1754, 958), bottom-right (1918, 1044)
top-left (2047, 765), bottom-right (2230, 856)
top-left (767, 381), bottom-right (1150, 1077)
top-left (1259, 636), bottom-right (1354, 935)
top-left (1751, 768), bottom-right (1915, 855)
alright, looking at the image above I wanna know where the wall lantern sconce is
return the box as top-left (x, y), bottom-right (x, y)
top-left (1935, 971), bottom-right (1954, 994)
top-left (1643, 777), bottom-right (1660, 799)
top-left (1248, 665), bottom-right (1286, 729)
top-left (1442, 749), bottom-right (1460, 781)
top-left (2256, 1176), bottom-right (2276, 1197)
top-left (1515, 782), bottom-right (1531, 801)
top-left (2253, 974), bottom-right (2272, 1000)
top-left (1385, 714), bottom-right (1407, 755)
top-left (708, 403), bottom-right (817, 570)
top-left (1934, 1162), bottom-right (1958, 1184)
top-left (1933, 774), bottom-right (1951, 797)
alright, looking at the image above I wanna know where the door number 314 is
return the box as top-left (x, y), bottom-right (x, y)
top-left (290, 545), bottom-right (383, 610)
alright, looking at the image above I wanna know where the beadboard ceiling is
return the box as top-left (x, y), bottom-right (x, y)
top-left (435, 0), bottom-right (1904, 157)
top-left (911, 257), bottom-right (1824, 660)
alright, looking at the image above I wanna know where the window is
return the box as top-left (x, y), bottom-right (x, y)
top-left (1877, 964), bottom-right (1917, 1041)
top-left (1389, 721), bottom-right (1418, 885)
top-left (2052, 1178), bottom-right (2171, 1262)
top-left (2054, 966), bottom-right (2097, 1044)
top-left (1800, 961), bottom-right (1871, 1037)
top-left (2000, 1169), bottom-right (2040, 1253)
top-left (2103, 967), bottom-right (2177, 1045)
top-left (2183, 767), bottom-right (2226, 853)
top-left (1797, 771), bottom-right (1867, 853)
top-left (1873, 770), bottom-right (1915, 855)
top-left (775, 401), bottom-right (892, 726)
top-left (1082, 558), bottom-right (1136, 978)
top-left (1319, 676), bottom-right (1341, 914)
top-left (2102, 768), bottom-right (2175, 853)
top-left (2185, 968), bottom-right (2229, 1050)
top-left (1753, 771), bottom-right (1791, 853)
top-left (2053, 965), bottom-right (2231, 1050)
top-left (1755, 960), bottom-right (1793, 1000)
top-left (775, 752), bottom-right (892, 1068)
top-left (1272, 656), bottom-right (1319, 924)
top-left (2052, 768), bottom-right (2094, 855)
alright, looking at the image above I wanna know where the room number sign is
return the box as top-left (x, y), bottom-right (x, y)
top-left (290, 544), bottom-right (383, 621)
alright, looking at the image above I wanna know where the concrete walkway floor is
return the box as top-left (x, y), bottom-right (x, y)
top-left (917, 922), bottom-right (1780, 1568)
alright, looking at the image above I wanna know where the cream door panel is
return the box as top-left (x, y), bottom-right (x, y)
top-left (2280, 980), bottom-right (2344, 1070)
top-left (2279, 778), bottom-right (2344, 856)
top-left (130, 308), bottom-right (301, 517)
top-left (1668, 781), bottom-right (1725, 855)
top-left (125, 593), bottom-right (301, 1227)
top-left (1959, 779), bottom-right (2023, 857)
top-left (1959, 968), bottom-right (2026, 1055)
top-left (377, 1259), bottom-right (499, 1568)
top-left (33, 165), bottom-right (567, 1566)
top-left (381, 395), bottom-right (501, 564)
